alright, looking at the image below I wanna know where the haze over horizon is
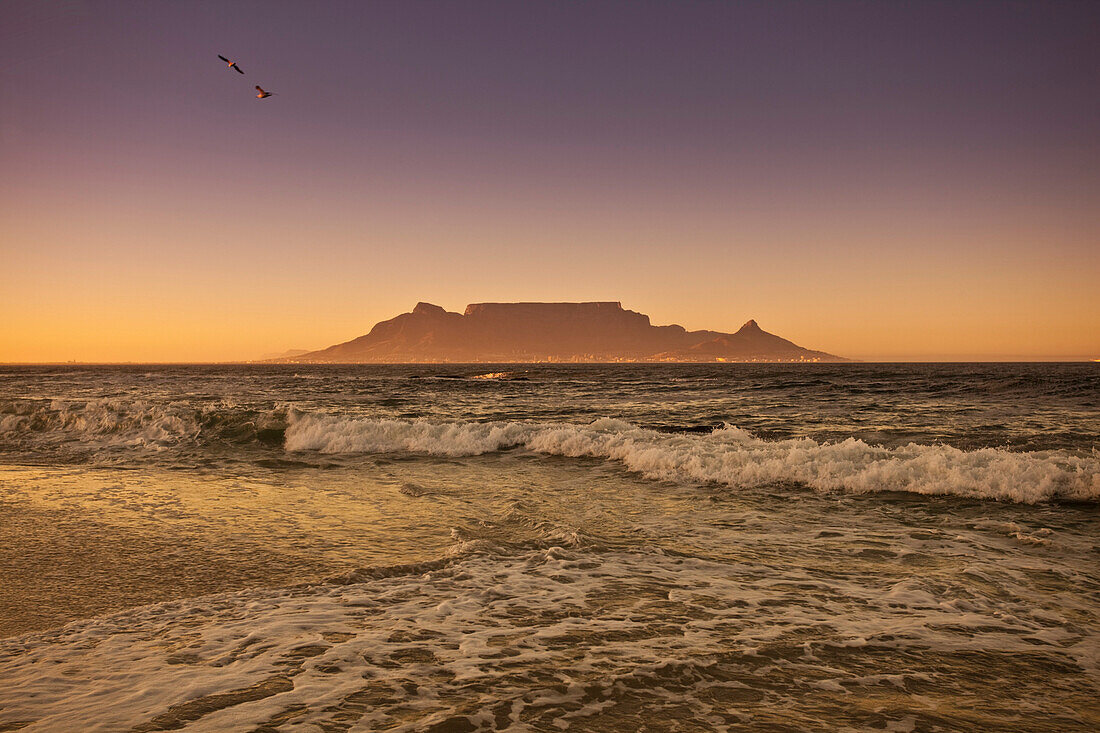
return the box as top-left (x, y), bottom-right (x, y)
top-left (2, 1), bottom-right (1098, 362)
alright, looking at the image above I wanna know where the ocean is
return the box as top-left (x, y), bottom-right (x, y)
top-left (0, 363), bottom-right (1097, 731)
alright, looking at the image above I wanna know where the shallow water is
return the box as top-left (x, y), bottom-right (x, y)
top-left (0, 364), bottom-right (1098, 730)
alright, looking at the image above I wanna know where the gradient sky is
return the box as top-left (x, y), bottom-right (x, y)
top-left (2, 0), bottom-right (1098, 361)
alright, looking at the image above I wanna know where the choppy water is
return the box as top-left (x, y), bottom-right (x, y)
top-left (0, 364), bottom-right (1098, 731)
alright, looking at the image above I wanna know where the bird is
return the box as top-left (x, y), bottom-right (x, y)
top-left (217, 55), bottom-right (244, 74)
top-left (255, 85), bottom-right (274, 99)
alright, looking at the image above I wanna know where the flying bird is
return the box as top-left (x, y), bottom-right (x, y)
top-left (255, 85), bottom-right (274, 99)
top-left (217, 55), bottom-right (244, 74)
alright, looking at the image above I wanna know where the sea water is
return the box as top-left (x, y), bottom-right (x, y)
top-left (0, 363), bottom-right (1097, 730)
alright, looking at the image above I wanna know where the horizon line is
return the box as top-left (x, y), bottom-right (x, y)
top-left (1, 359), bottom-right (1096, 366)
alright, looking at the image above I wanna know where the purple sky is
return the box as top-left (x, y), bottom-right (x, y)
top-left (1, 0), bottom-right (1098, 361)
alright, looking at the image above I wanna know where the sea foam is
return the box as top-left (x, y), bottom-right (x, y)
top-left (285, 414), bottom-right (1099, 503)
top-left (1, 545), bottom-right (1095, 732)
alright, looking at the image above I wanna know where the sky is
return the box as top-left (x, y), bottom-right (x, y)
top-left (1, 0), bottom-right (1098, 362)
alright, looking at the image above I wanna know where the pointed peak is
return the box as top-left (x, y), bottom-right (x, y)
top-left (738, 319), bottom-right (761, 332)
top-left (412, 302), bottom-right (447, 316)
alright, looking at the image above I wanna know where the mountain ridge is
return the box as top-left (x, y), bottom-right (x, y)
top-left (275, 302), bottom-right (847, 363)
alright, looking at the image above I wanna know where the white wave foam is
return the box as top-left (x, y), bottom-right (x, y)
top-left (285, 413), bottom-right (530, 455)
top-left (285, 414), bottom-right (1100, 503)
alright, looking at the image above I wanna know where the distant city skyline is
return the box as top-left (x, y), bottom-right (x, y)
top-left (2, 1), bottom-right (1097, 362)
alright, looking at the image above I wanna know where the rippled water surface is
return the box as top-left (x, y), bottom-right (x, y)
top-left (0, 364), bottom-right (1098, 731)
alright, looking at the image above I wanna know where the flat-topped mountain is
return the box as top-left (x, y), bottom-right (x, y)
top-left (281, 302), bottom-right (847, 363)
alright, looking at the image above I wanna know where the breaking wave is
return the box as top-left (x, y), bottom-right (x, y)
top-left (0, 398), bottom-right (287, 450)
top-left (285, 414), bottom-right (1100, 504)
top-left (3, 397), bottom-right (1097, 503)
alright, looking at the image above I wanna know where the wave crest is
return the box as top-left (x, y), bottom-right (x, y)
top-left (0, 398), bottom-right (286, 449)
top-left (285, 413), bottom-right (1099, 503)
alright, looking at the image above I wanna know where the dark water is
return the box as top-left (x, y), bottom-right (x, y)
top-left (0, 364), bottom-right (1098, 731)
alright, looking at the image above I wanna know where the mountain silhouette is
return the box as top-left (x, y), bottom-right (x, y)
top-left (279, 302), bottom-right (847, 363)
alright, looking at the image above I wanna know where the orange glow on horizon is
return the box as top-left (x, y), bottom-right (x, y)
top-left (2, 2), bottom-right (1097, 363)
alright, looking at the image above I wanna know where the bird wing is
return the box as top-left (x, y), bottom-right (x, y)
top-left (234, 65), bottom-right (244, 73)
top-left (218, 55), bottom-right (230, 63)
top-left (255, 86), bottom-right (265, 92)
